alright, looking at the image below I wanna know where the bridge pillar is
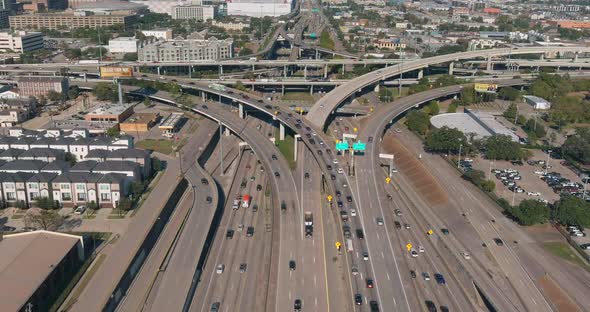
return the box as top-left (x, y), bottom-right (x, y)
top-left (298, 49), bottom-right (302, 59)
top-left (294, 134), bottom-right (301, 162)
top-left (316, 49), bottom-right (319, 59)
top-left (310, 85), bottom-right (314, 95)
top-left (557, 66), bottom-right (560, 71)
top-left (83, 72), bottom-right (87, 82)
top-left (304, 65), bottom-right (307, 79)
top-left (157, 67), bottom-right (161, 76)
top-left (202, 91), bottom-right (206, 101)
top-left (282, 84), bottom-right (285, 95)
top-left (224, 127), bottom-right (231, 136)
top-left (279, 123), bottom-right (285, 141)
top-left (417, 69), bottom-right (423, 80)
top-left (284, 65), bottom-right (288, 78)
top-left (574, 52), bottom-right (579, 62)
top-left (189, 65), bottom-right (193, 78)
top-left (324, 65), bottom-right (328, 78)
top-left (540, 54), bottom-right (544, 60)
top-left (449, 62), bottom-right (454, 75)
top-left (238, 103), bottom-right (244, 119)
top-left (536, 66), bottom-right (540, 72)
top-left (374, 84), bottom-right (380, 93)
top-left (219, 65), bottom-right (223, 76)
top-left (486, 56), bottom-right (492, 71)
top-left (251, 84), bottom-right (254, 91)
top-left (341, 64), bottom-right (346, 74)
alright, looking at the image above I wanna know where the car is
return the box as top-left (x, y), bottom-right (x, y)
top-left (425, 300), bottom-right (437, 312)
top-left (216, 264), bottom-right (225, 274)
top-left (304, 172), bottom-right (310, 179)
top-left (441, 228), bottom-right (450, 235)
top-left (440, 306), bottom-right (450, 312)
top-left (294, 299), bottom-right (302, 311)
top-left (394, 209), bottom-right (402, 216)
top-left (435, 273), bottom-right (446, 285)
top-left (350, 209), bottom-right (357, 217)
top-left (368, 136), bottom-right (373, 143)
top-left (327, 165), bottom-right (332, 170)
top-left (274, 171), bottom-right (280, 178)
top-left (337, 168), bottom-right (344, 174)
top-left (534, 170), bottom-right (545, 175)
top-left (289, 260), bottom-right (296, 270)
top-left (333, 159), bottom-right (338, 164)
top-left (74, 205), bottom-right (86, 215)
top-left (326, 149), bottom-right (332, 154)
top-left (265, 105), bottom-right (272, 109)
top-left (580, 243), bottom-right (590, 250)
top-left (461, 252), bottom-right (471, 259)
top-left (336, 190), bottom-right (341, 197)
top-left (369, 300), bottom-right (380, 312)
top-left (317, 150), bottom-right (323, 155)
top-left (346, 196), bottom-right (353, 202)
top-left (394, 221), bottom-right (402, 229)
top-left (418, 246), bottom-right (425, 253)
top-left (363, 251), bottom-right (369, 260)
top-left (527, 191), bottom-right (541, 196)
top-left (201, 178), bottom-right (208, 185)
top-left (366, 278), bottom-right (374, 288)
top-left (352, 265), bottom-right (359, 275)
top-left (239, 263), bottom-right (247, 273)
top-left (493, 238), bottom-right (504, 246)
top-left (422, 272), bottom-right (430, 281)
top-left (356, 229), bottom-right (364, 239)
top-left (571, 231), bottom-right (585, 237)
top-left (202, 105), bottom-right (208, 109)
top-left (309, 139), bottom-right (315, 144)
top-left (206, 196), bottom-right (213, 203)
top-left (257, 99), bottom-right (263, 103)
top-left (337, 201), bottom-right (343, 208)
top-left (272, 154), bottom-right (277, 160)
top-left (355, 293), bottom-right (363, 305)
top-left (331, 174), bottom-right (336, 180)
top-left (246, 226), bottom-right (254, 237)
top-left (410, 270), bottom-right (417, 278)
top-left (1, 225), bottom-right (16, 232)
top-left (410, 249), bottom-right (419, 258)
top-left (211, 302), bottom-right (220, 312)
top-left (404, 223), bottom-right (410, 229)
top-left (257, 184), bottom-right (262, 191)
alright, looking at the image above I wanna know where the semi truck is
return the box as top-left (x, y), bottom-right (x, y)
top-left (304, 211), bottom-right (313, 238)
top-left (242, 194), bottom-right (250, 208)
top-left (346, 239), bottom-right (353, 252)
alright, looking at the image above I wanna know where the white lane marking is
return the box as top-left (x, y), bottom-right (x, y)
top-left (381, 251), bottom-right (385, 259)
top-left (377, 233), bottom-right (380, 240)
top-left (387, 273), bottom-right (391, 281)
top-left (314, 275), bottom-right (317, 286)
top-left (315, 297), bottom-right (318, 306)
top-left (313, 256), bottom-right (316, 264)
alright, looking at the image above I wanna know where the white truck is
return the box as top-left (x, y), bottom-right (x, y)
top-left (232, 199), bottom-right (240, 210)
top-left (304, 211), bottom-right (313, 238)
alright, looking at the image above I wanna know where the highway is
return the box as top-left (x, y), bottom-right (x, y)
top-left (307, 45), bottom-right (590, 128)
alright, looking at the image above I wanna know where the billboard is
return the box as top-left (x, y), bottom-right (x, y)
top-left (100, 66), bottom-right (133, 78)
top-left (474, 83), bottom-right (498, 93)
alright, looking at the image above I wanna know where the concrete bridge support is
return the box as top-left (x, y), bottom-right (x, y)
top-left (574, 52), bottom-right (579, 62)
top-left (294, 134), bottom-right (301, 162)
top-left (417, 69), bottom-right (423, 80)
top-left (310, 85), bottom-right (314, 95)
top-left (316, 49), bottom-right (320, 59)
top-left (304, 65), bottom-right (308, 79)
top-left (279, 123), bottom-right (285, 141)
top-left (219, 65), bottom-right (223, 76)
top-left (324, 65), bottom-right (328, 78)
top-left (83, 72), bottom-right (87, 82)
top-left (238, 103), bottom-right (244, 119)
top-left (486, 56), bottom-right (492, 71)
top-left (284, 65), bottom-right (288, 78)
top-left (157, 66), bottom-right (161, 76)
top-left (540, 54), bottom-right (544, 60)
top-left (282, 84), bottom-right (285, 95)
top-left (374, 84), bottom-right (380, 93)
top-left (449, 62), bottom-right (454, 75)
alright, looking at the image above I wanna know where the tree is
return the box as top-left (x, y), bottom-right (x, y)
top-left (507, 199), bottom-right (550, 225)
top-left (117, 198), bottom-right (133, 212)
top-left (47, 90), bottom-right (62, 102)
top-left (425, 126), bottom-right (468, 154)
top-left (35, 197), bottom-right (57, 209)
top-left (481, 180), bottom-right (495, 192)
top-left (485, 135), bottom-right (525, 160)
top-left (25, 210), bottom-right (64, 231)
top-left (459, 86), bottom-right (476, 105)
top-left (131, 181), bottom-right (145, 199)
top-left (406, 111), bottom-right (430, 135)
top-left (523, 118), bottom-right (546, 139)
top-left (38, 95), bottom-right (47, 106)
top-left (64, 48), bottom-right (82, 59)
top-left (67, 86), bottom-right (80, 100)
top-left (556, 195), bottom-right (590, 227)
top-left (143, 97), bottom-right (152, 107)
top-left (65, 152), bottom-right (77, 166)
top-left (106, 126), bottom-right (120, 138)
top-left (447, 101), bottom-right (458, 113)
top-left (503, 102), bottom-right (518, 121)
top-left (152, 157), bottom-right (163, 172)
top-left (498, 87), bottom-right (520, 101)
top-left (123, 53), bottom-right (138, 61)
top-left (93, 82), bottom-right (118, 102)
top-left (87, 200), bottom-right (99, 215)
top-left (563, 127), bottom-right (590, 165)
top-left (424, 100), bottom-right (439, 115)
top-left (238, 47), bottom-right (253, 56)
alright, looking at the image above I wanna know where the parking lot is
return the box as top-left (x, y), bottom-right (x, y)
top-left (469, 149), bottom-right (583, 205)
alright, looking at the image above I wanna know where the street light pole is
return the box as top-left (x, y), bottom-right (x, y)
top-left (457, 143), bottom-right (463, 169)
top-left (219, 122), bottom-right (224, 176)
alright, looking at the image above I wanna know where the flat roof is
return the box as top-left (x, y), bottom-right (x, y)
top-left (0, 231), bottom-right (83, 311)
top-left (86, 104), bottom-right (132, 116)
top-left (159, 112), bottom-right (183, 130)
top-left (430, 113), bottom-right (492, 140)
top-left (523, 95), bottom-right (550, 104)
top-left (121, 112), bottom-right (159, 125)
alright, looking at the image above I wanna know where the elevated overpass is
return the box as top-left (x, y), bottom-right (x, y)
top-left (306, 46), bottom-right (590, 128)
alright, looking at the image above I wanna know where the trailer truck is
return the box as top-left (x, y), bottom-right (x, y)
top-left (304, 211), bottom-right (313, 238)
top-left (242, 194), bottom-right (250, 208)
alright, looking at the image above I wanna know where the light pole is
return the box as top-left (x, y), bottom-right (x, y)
top-left (511, 184), bottom-right (517, 206)
top-left (457, 143), bottom-right (463, 169)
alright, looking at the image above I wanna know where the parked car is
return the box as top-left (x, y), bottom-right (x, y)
top-left (74, 205), bottom-right (86, 215)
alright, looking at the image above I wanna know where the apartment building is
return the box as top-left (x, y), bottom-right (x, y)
top-left (9, 12), bottom-right (137, 30)
top-left (211, 20), bottom-right (249, 31)
top-left (86, 148), bottom-right (151, 177)
top-left (52, 172), bottom-right (126, 208)
top-left (15, 76), bottom-right (68, 98)
top-left (172, 5), bottom-right (214, 20)
top-left (141, 28), bottom-right (173, 40)
top-left (0, 31), bottom-right (44, 53)
top-left (139, 35), bottom-right (233, 62)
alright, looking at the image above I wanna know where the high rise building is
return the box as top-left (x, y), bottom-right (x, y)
top-left (172, 5), bottom-right (214, 20)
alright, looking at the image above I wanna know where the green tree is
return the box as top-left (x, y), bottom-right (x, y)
top-left (447, 101), bottom-right (458, 113)
top-left (64, 48), bottom-right (82, 59)
top-left (67, 86), bottom-right (80, 100)
top-left (503, 102), bottom-right (518, 121)
top-left (143, 97), bottom-right (152, 107)
top-left (459, 86), bottom-right (476, 105)
top-left (131, 181), bottom-right (145, 199)
top-left (507, 199), bottom-right (550, 225)
top-left (123, 53), bottom-right (138, 61)
top-left (25, 210), bottom-right (64, 231)
top-left (38, 95), bottom-right (47, 106)
top-left (406, 110), bottom-right (430, 135)
top-left (117, 198), bottom-right (133, 212)
top-left (498, 87), bottom-right (520, 101)
top-left (152, 157), bottom-right (162, 172)
top-left (238, 47), bottom-right (253, 56)
top-left (563, 127), bottom-right (590, 165)
top-left (46, 90), bottom-right (62, 102)
top-left (485, 135), bottom-right (525, 160)
top-left (523, 118), bottom-right (546, 139)
top-left (35, 197), bottom-right (57, 209)
top-left (106, 126), bottom-right (120, 138)
top-left (65, 152), bottom-right (77, 166)
top-left (319, 30), bottom-right (335, 50)
top-left (424, 100), bottom-right (439, 115)
top-left (92, 82), bottom-right (118, 102)
top-left (556, 195), bottom-right (590, 227)
top-left (425, 126), bottom-right (468, 154)
top-left (481, 180), bottom-right (496, 192)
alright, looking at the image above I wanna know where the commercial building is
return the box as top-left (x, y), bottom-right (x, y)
top-left (9, 12), bottom-right (137, 31)
top-left (430, 109), bottom-right (519, 142)
top-left (172, 5), bottom-right (214, 20)
top-left (72, 0), bottom-right (149, 15)
top-left (84, 103), bottom-right (134, 123)
top-left (108, 37), bottom-right (139, 53)
top-left (119, 112), bottom-right (160, 133)
top-left (23, 0), bottom-right (68, 12)
top-left (226, 0), bottom-right (294, 17)
top-left (141, 28), bottom-right (173, 40)
top-left (523, 95), bottom-right (551, 110)
top-left (0, 0), bottom-right (14, 11)
top-left (129, 0), bottom-right (203, 14)
top-left (139, 34), bottom-right (233, 62)
top-left (0, 9), bottom-right (9, 28)
top-left (374, 38), bottom-right (406, 50)
top-left (549, 20), bottom-right (590, 30)
top-left (16, 76), bottom-right (68, 98)
top-left (211, 19), bottom-right (249, 31)
top-left (0, 231), bottom-right (85, 312)
top-left (0, 31), bottom-right (44, 53)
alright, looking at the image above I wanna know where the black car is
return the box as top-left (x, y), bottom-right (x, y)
top-left (356, 229), bottom-right (364, 239)
top-left (440, 306), bottom-right (450, 312)
top-left (317, 150), bottom-right (323, 155)
top-left (441, 228), bottom-right (450, 235)
top-left (294, 299), bottom-right (302, 311)
top-left (309, 139), bottom-right (315, 144)
top-left (434, 273), bottom-right (446, 285)
top-left (202, 105), bottom-right (208, 109)
top-left (257, 99), bottom-right (263, 103)
top-left (336, 190), bottom-right (341, 197)
top-left (265, 105), bottom-right (272, 109)
top-left (368, 136), bottom-right (373, 143)
top-left (289, 260), bottom-right (296, 270)
top-left (326, 149), bottom-right (332, 154)
top-left (257, 184), bottom-right (262, 191)
top-left (272, 154), bottom-right (277, 160)
top-left (394, 221), bottom-right (402, 229)
top-left (347, 196), bottom-right (353, 202)
top-left (494, 238), bottom-right (504, 246)
top-left (246, 226), bottom-right (254, 237)
top-left (226, 229), bottom-right (234, 239)
top-left (275, 171), bottom-right (280, 178)
top-left (306, 133), bottom-right (312, 138)
top-left (355, 294), bottom-right (363, 305)
top-left (227, 90), bottom-right (234, 94)
top-left (201, 178), bottom-right (208, 185)
top-left (304, 172), bottom-right (310, 179)
top-left (206, 196), bottom-right (212, 203)
top-left (327, 165), bottom-right (332, 170)
top-left (305, 127), bottom-right (311, 131)
top-left (337, 201), bottom-right (343, 208)
top-left (331, 174), bottom-right (336, 180)
top-left (366, 278), bottom-right (374, 288)
top-left (410, 270), bottom-right (416, 278)
top-left (425, 300), bottom-right (437, 312)
top-left (369, 301), bottom-right (380, 312)
top-left (211, 302), bottom-right (220, 312)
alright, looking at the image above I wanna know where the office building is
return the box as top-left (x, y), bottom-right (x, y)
top-left (108, 37), bottom-right (139, 53)
top-left (211, 19), bottom-right (249, 31)
top-left (226, 0), bottom-right (294, 17)
top-left (84, 103), bottom-right (134, 123)
top-left (0, 0), bottom-right (14, 11)
top-left (141, 28), bottom-right (173, 40)
top-left (23, 0), bottom-right (68, 12)
top-left (139, 34), bottom-right (232, 62)
top-left (0, 9), bottom-right (9, 28)
top-left (0, 231), bottom-right (85, 312)
top-left (16, 76), bottom-right (68, 98)
top-left (172, 5), bottom-right (214, 20)
top-left (9, 12), bottom-right (137, 30)
top-left (130, 0), bottom-right (203, 14)
top-left (0, 31), bottom-right (44, 53)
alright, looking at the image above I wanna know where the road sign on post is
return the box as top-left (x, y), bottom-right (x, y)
top-left (327, 195), bottom-right (333, 202)
top-left (385, 177), bottom-right (391, 184)
top-left (427, 229), bottom-right (433, 235)
top-left (336, 141), bottom-right (349, 151)
top-left (406, 243), bottom-right (412, 251)
top-left (353, 142), bottom-right (366, 152)
top-left (335, 242), bottom-right (342, 251)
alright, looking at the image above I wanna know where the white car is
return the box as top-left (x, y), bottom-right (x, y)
top-left (461, 252), bottom-right (471, 260)
top-left (410, 249), bottom-right (419, 258)
top-left (395, 129), bottom-right (401, 133)
top-left (418, 246), bottom-right (425, 253)
top-left (216, 264), bottom-right (225, 274)
top-left (571, 231), bottom-right (585, 237)
top-left (534, 170), bottom-right (545, 175)
top-left (527, 192), bottom-right (541, 196)
top-left (463, 158), bottom-right (473, 162)
top-left (337, 168), bottom-right (344, 174)
top-left (350, 209), bottom-right (357, 217)
top-left (74, 205), bottom-right (86, 215)
top-left (333, 159), bottom-right (339, 164)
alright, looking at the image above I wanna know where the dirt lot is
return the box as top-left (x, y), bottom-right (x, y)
top-left (470, 149), bottom-right (582, 205)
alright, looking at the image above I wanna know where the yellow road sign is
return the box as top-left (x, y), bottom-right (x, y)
top-left (335, 139), bottom-right (340, 143)
top-left (370, 107), bottom-right (374, 112)
top-left (335, 241), bottom-right (342, 248)
top-left (353, 127), bottom-right (358, 132)
top-left (385, 177), bottom-right (391, 184)
top-left (427, 229), bottom-right (433, 235)
top-left (327, 195), bottom-right (333, 202)
top-left (406, 243), bottom-right (412, 251)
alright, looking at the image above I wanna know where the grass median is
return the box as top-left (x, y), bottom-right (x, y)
top-left (543, 242), bottom-right (590, 272)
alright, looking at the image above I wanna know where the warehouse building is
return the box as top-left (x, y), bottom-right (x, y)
top-left (523, 95), bottom-right (551, 110)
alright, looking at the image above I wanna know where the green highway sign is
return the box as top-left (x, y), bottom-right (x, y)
top-left (336, 141), bottom-right (349, 151)
top-left (353, 142), bottom-right (366, 151)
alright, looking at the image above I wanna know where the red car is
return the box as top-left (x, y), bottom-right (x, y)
top-left (366, 278), bottom-right (374, 288)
